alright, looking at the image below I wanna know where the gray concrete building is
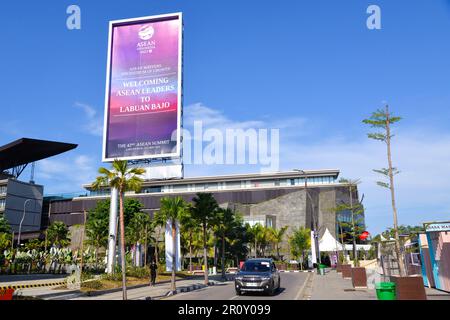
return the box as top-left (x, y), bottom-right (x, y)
top-left (0, 177), bottom-right (44, 233)
top-left (47, 169), bottom-right (364, 258)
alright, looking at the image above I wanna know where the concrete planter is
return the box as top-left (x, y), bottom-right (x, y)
top-left (336, 263), bottom-right (343, 273)
top-left (341, 264), bottom-right (352, 279)
top-left (351, 267), bottom-right (367, 288)
top-left (390, 276), bottom-right (427, 300)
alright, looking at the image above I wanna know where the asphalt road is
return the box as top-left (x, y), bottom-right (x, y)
top-left (165, 272), bottom-right (310, 300)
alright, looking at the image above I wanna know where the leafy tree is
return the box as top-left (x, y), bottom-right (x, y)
top-left (0, 216), bottom-right (11, 234)
top-left (85, 216), bottom-right (109, 268)
top-left (0, 232), bottom-right (11, 252)
top-left (25, 239), bottom-right (44, 251)
top-left (363, 105), bottom-right (406, 276)
top-left (92, 159), bottom-right (145, 300)
top-left (126, 211), bottom-right (153, 266)
top-left (47, 221), bottom-right (70, 248)
top-left (289, 227), bottom-right (311, 270)
top-left (191, 193), bottom-right (218, 285)
top-left (158, 196), bottom-right (188, 291)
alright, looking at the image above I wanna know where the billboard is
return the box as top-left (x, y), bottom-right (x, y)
top-left (102, 13), bottom-right (183, 162)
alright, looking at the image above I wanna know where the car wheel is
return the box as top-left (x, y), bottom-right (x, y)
top-left (269, 282), bottom-right (276, 296)
top-left (235, 290), bottom-right (241, 296)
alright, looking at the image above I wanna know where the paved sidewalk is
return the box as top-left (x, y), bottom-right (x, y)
top-left (310, 269), bottom-right (377, 300)
top-left (425, 287), bottom-right (450, 300)
top-left (70, 278), bottom-right (222, 300)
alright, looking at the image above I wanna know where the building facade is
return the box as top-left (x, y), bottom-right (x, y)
top-left (47, 169), bottom-right (364, 256)
top-left (0, 177), bottom-right (44, 233)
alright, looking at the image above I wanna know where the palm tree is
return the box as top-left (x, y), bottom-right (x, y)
top-left (92, 159), bottom-right (145, 300)
top-left (213, 208), bottom-right (235, 280)
top-left (179, 205), bottom-right (197, 273)
top-left (247, 223), bottom-right (264, 258)
top-left (269, 226), bottom-right (288, 261)
top-left (158, 196), bottom-right (188, 291)
top-left (191, 193), bottom-right (218, 285)
top-left (289, 227), bottom-right (311, 270)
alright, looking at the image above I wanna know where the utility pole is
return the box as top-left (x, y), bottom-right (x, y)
top-left (18, 199), bottom-right (33, 248)
top-left (294, 169), bottom-right (321, 265)
top-left (80, 210), bottom-right (87, 273)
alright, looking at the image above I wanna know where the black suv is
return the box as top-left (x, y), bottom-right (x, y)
top-left (234, 258), bottom-right (281, 295)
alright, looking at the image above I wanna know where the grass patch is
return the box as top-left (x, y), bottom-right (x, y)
top-left (78, 274), bottom-right (185, 292)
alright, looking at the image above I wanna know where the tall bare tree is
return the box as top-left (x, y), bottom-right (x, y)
top-left (363, 105), bottom-right (406, 276)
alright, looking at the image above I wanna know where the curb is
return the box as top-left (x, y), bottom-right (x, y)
top-left (0, 281), bottom-right (67, 290)
top-left (158, 281), bottom-right (218, 299)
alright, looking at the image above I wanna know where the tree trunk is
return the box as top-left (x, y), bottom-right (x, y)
top-left (385, 106), bottom-right (406, 276)
top-left (203, 224), bottom-right (209, 285)
top-left (350, 185), bottom-right (357, 267)
top-left (254, 238), bottom-right (257, 258)
top-left (144, 225), bottom-right (148, 267)
top-left (155, 239), bottom-right (159, 265)
top-left (221, 235), bottom-right (226, 280)
top-left (189, 231), bottom-right (193, 273)
top-left (119, 192), bottom-right (127, 300)
top-left (171, 220), bottom-right (177, 292)
top-left (276, 245), bottom-right (280, 261)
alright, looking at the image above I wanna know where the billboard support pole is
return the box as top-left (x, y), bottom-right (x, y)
top-left (107, 187), bottom-right (118, 274)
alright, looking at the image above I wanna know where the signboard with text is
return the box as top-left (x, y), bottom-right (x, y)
top-left (102, 13), bottom-right (183, 161)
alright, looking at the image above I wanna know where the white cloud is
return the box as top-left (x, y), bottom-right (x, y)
top-left (74, 102), bottom-right (103, 136)
top-left (36, 154), bottom-right (97, 194)
top-left (183, 103), bottom-right (450, 234)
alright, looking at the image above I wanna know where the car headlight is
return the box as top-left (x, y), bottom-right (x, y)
top-left (261, 277), bottom-right (271, 281)
top-left (235, 276), bottom-right (243, 281)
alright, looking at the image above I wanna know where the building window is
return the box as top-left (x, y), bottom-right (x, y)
top-left (0, 185), bottom-right (6, 195)
top-left (142, 186), bottom-right (162, 193)
top-left (0, 199), bottom-right (6, 210)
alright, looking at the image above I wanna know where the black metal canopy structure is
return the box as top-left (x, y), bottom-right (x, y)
top-left (0, 138), bottom-right (77, 179)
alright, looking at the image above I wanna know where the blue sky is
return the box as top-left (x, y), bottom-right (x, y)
top-left (1, 0), bottom-right (450, 234)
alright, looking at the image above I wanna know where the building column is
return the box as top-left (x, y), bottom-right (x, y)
top-left (106, 187), bottom-right (118, 274)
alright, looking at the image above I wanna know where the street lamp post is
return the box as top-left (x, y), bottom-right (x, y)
top-left (294, 169), bottom-right (321, 265)
top-left (17, 199), bottom-right (33, 248)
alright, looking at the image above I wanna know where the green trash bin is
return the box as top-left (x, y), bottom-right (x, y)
top-left (375, 282), bottom-right (396, 300)
top-left (318, 264), bottom-right (326, 275)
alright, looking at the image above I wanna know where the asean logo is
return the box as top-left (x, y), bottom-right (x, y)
top-left (138, 25), bottom-right (154, 40)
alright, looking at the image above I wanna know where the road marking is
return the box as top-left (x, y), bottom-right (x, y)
top-left (294, 273), bottom-right (312, 300)
top-left (229, 295), bottom-right (239, 300)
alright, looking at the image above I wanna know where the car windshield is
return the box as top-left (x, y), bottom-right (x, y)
top-left (241, 261), bottom-right (271, 272)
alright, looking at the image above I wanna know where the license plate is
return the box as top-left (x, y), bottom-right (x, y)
top-left (245, 282), bottom-right (258, 287)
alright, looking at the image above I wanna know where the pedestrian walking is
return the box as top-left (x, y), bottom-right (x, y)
top-left (150, 260), bottom-right (157, 286)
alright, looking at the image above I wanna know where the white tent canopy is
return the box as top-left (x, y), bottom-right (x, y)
top-left (319, 228), bottom-right (344, 251)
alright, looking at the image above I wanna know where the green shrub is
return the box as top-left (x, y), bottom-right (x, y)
top-left (81, 279), bottom-right (103, 290)
top-left (102, 272), bottom-right (122, 282)
top-left (126, 266), bottom-right (149, 278)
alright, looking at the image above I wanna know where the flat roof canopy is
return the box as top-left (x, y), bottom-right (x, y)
top-left (0, 138), bottom-right (77, 172)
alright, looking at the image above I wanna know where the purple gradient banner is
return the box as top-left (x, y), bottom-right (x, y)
top-left (103, 13), bottom-right (182, 161)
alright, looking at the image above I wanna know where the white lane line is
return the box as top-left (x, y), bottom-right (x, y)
top-left (294, 273), bottom-right (312, 300)
top-left (229, 295), bottom-right (239, 300)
